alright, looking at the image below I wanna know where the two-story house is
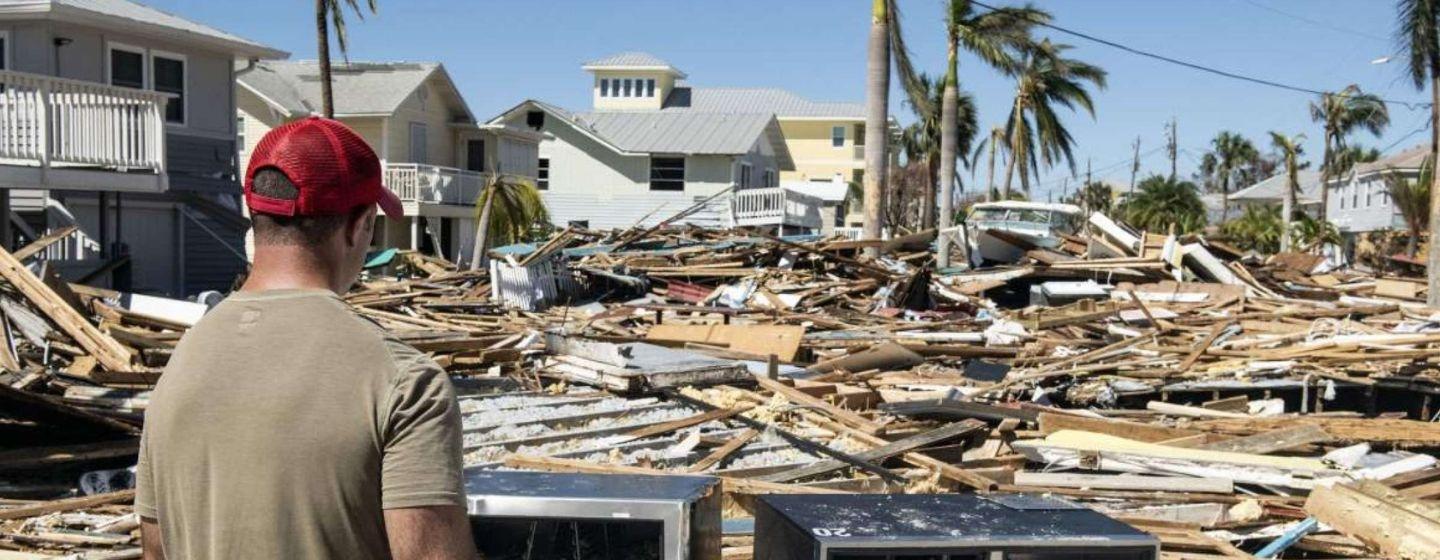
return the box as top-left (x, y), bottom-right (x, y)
top-left (1324, 143), bottom-right (1427, 257)
top-left (0, 0), bottom-right (286, 297)
top-left (236, 60), bottom-right (541, 266)
top-left (490, 52), bottom-right (865, 234)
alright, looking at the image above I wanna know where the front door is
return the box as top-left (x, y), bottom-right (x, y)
top-left (466, 139), bottom-right (486, 172)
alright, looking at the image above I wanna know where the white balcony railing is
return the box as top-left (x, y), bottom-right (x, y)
top-left (730, 186), bottom-right (824, 230)
top-left (0, 70), bottom-right (169, 172)
top-left (39, 227), bottom-right (102, 262)
top-left (382, 163), bottom-right (488, 208)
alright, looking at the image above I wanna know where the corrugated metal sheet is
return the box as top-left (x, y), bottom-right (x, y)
top-left (575, 112), bottom-right (772, 155)
top-left (583, 52), bottom-right (678, 69)
top-left (662, 87), bottom-right (863, 119)
top-left (1230, 171), bottom-right (1322, 205)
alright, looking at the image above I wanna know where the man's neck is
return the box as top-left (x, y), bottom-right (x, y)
top-left (242, 248), bottom-right (344, 294)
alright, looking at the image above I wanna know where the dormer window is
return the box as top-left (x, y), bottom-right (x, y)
top-left (623, 79), bottom-right (632, 97)
top-left (600, 79), bottom-right (610, 97)
top-left (646, 79), bottom-right (655, 97)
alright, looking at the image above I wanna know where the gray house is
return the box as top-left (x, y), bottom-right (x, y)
top-left (0, 0), bottom-right (285, 296)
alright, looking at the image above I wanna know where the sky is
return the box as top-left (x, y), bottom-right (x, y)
top-left (152, 0), bottom-right (1432, 202)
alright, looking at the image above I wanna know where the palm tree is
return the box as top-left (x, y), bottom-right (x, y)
top-left (1310, 84), bottom-right (1389, 220)
top-left (1397, 0), bottom-right (1440, 304)
top-left (316, 0), bottom-right (378, 118)
top-left (1201, 132), bottom-right (1259, 223)
top-left (1118, 175), bottom-right (1206, 234)
top-left (1221, 205), bottom-right (1284, 254)
top-left (971, 126), bottom-right (1008, 202)
top-left (999, 39), bottom-right (1107, 198)
top-left (937, 0), bottom-right (1045, 266)
top-left (1268, 131), bottom-right (1305, 252)
top-left (468, 173), bottom-right (549, 270)
top-left (1385, 157), bottom-right (1434, 256)
top-left (902, 74), bottom-right (978, 232)
top-left (862, 0), bottom-right (930, 253)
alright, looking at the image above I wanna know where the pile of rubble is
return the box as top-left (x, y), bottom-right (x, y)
top-left (1, 213), bottom-right (1439, 559)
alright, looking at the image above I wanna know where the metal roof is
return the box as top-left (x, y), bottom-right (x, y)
top-left (1230, 170), bottom-right (1322, 205)
top-left (575, 111), bottom-right (773, 155)
top-left (583, 51), bottom-right (682, 72)
top-left (663, 87), bottom-right (864, 119)
top-left (238, 60), bottom-right (472, 121)
top-left (2, 0), bottom-right (287, 58)
top-left (1352, 143), bottom-right (1429, 176)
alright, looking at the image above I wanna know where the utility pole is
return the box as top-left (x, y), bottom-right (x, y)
top-left (1129, 136), bottom-right (1141, 194)
top-left (1166, 118), bottom-right (1177, 181)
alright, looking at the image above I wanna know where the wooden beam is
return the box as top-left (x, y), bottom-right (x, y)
top-left (502, 454), bottom-right (845, 495)
top-left (753, 375), bottom-right (882, 434)
top-left (1038, 412), bottom-right (1202, 443)
top-left (1304, 482), bottom-right (1440, 560)
top-left (686, 429), bottom-right (758, 473)
top-left (1194, 424), bottom-right (1331, 455)
top-left (1012, 471), bottom-right (1232, 494)
top-left (617, 404), bottom-right (752, 443)
top-left (758, 420), bottom-right (986, 483)
top-left (0, 490), bottom-right (134, 520)
top-left (0, 244), bottom-right (130, 372)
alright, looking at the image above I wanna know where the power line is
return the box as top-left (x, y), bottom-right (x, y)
top-left (1237, 0), bottom-right (1389, 43)
top-left (969, 0), bottom-right (1432, 109)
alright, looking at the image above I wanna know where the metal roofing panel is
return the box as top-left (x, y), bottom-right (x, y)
top-left (574, 111), bottom-right (772, 155)
top-left (663, 87), bottom-right (863, 119)
top-left (583, 51), bottom-right (677, 69)
top-left (51, 0), bottom-right (282, 57)
top-left (1229, 170), bottom-right (1322, 205)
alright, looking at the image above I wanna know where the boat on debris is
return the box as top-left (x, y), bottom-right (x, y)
top-left (966, 201), bottom-right (1083, 266)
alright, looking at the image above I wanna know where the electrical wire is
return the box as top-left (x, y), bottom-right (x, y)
top-left (1237, 0), bottom-right (1390, 43)
top-left (969, 0), bottom-right (1432, 108)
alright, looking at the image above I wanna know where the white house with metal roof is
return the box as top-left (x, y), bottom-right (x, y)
top-left (0, 0), bottom-right (287, 296)
top-left (490, 52), bottom-right (867, 233)
top-left (1228, 170), bottom-right (1323, 210)
top-left (1322, 144), bottom-right (1426, 236)
top-left (236, 60), bottom-right (541, 266)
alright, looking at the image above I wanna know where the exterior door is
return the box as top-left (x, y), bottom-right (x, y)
top-left (466, 139), bottom-right (485, 172)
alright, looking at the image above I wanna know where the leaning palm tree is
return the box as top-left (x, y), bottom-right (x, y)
top-left (862, 0), bottom-right (930, 253)
top-left (1397, 0), bottom-right (1440, 303)
top-left (468, 173), bottom-right (550, 270)
top-left (1203, 131), bottom-right (1259, 223)
top-left (902, 73), bottom-right (979, 231)
top-left (936, 0), bottom-right (1045, 266)
top-left (1268, 131), bottom-right (1305, 252)
top-left (1385, 156), bottom-right (1434, 256)
top-left (1310, 84), bottom-right (1389, 220)
top-left (972, 125), bottom-right (1008, 201)
top-left (316, 0), bottom-right (378, 118)
top-left (999, 39), bottom-right (1107, 198)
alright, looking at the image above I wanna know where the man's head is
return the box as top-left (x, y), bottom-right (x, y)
top-left (243, 117), bottom-right (403, 292)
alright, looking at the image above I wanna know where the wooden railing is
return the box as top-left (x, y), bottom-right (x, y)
top-left (0, 70), bottom-right (169, 172)
top-left (382, 163), bottom-right (487, 208)
top-left (730, 186), bottom-right (823, 229)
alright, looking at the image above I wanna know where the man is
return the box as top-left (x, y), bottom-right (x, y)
top-left (136, 117), bottom-right (477, 560)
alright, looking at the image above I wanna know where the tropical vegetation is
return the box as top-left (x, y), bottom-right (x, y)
top-left (469, 174), bottom-right (550, 269)
top-left (315, 0), bottom-right (378, 118)
top-left (1198, 131), bottom-right (1259, 223)
top-left (1116, 175), bottom-right (1206, 234)
top-left (1396, 0), bottom-right (1440, 304)
top-left (862, 0), bottom-right (930, 251)
top-left (1268, 131), bottom-right (1305, 252)
top-left (1310, 84), bottom-right (1389, 219)
top-left (1385, 156), bottom-right (1435, 256)
top-left (999, 39), bottom-right (1107, 198)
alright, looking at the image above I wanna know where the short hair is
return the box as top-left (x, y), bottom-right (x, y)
top-left (250, 168), bottom-right (351, 246)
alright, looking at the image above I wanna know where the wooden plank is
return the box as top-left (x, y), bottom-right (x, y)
top-left (502, 454), bottom-right (845, 495)
top-left (1012, 472), bottom-right (1233, 494)
top-left (686, 429), bottom-right (758, 473)
top-left (1038, 412), bottom-right (1201, 443)
top-left (753, 375), bottom-right (882, 434)
top-left (646, 324), bottom-right (804, 362)
top-left (11, 226), bottom-right (77, 262)
top-left (1147, 401), bottom-right (1250, 419)
top-left (1305, 482), bottom-right (1440, 560)
top-left (0, 244), bottom-right (131, 372)
top-left (1194, 424), bottom-right (1330, 455)
top-left (0, 489), bottom-right (134, 520)
top-left (617, 405), bottom-right (751, 443)
top-left (1179, 321), bottom-right (1232, 371)
top-left (758, 420), bottom-right (986, 483)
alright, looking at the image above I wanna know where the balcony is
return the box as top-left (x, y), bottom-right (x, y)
top-left (382, 162), bottom-right (495, 217)
top-left (0, 70), bottom-right (170, 192)
top-left (729, 186), bottom-right (823, 230)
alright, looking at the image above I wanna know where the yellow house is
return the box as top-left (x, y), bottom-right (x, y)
top-left (573, 52), bottom-right (864, 232)
top-left (236, 60), bottom-right (541, 265)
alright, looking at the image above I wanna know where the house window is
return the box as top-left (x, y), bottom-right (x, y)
top-left (0, 31), bottom-right (8, 71)
top-left (739, 163), bottom-right (752, 188)
top-left (832, 125), bottom-right (845, 148)
top-left (646, 79), bottom-right (656, 97)
top-left (764, 169), bottom-right (776, 188)
top-left (409, 122), bottom-right (428, 163)
top-left (108, 45), bottom-right (145, 89)
top-left (537, 158), bottom-right (550, 190)
top-left (854, 124), bottom-right (866, 147)
top-left (465, 139), bottom-right (485, 172)
top-left (236, 115), bottom-right (246, 154)
top-left (623, 79), bottom-right (633, 97)
top-left (1338, 186), bottom-right (1346, 210)
top-left (153, 53), bottom-right (186, 125)
top-left (1351, 184), bottom-right (1358, 208)
top-left (600, 78), bottom-right (610, 97)
top-left (526, 110), bottom-right (545, 130)
top-left (650, 157), bottom-right (685, 191)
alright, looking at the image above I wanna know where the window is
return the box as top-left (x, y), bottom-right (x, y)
top-left (1365, 183), bottom-right (1373, 207)
top-left (537, 158), bottom-right (550, 190)
top-left (236, 115), bottom-right (246, 154)
top-left (600, 79), bottom-right (610, 97)
top-left (0, 30), bottom-right (8, 72)
top-left (466, 139), bottom-right (485, 172)
top-left (1351, 184), bottom-right (1358, 208)
top-left (832, 125), bottom-right (845, 148)
top-left (646, 79), bottom-right (656, 97)
top-left (108, 45), bottom-right (145, 89)
top-left (409, 122), bottom-right (428, 164)
top-left (853, 124), bottom-right (865, 147)
top-left (739, 163), bottom-right (752, 188)
top-left (623, 79), bottom-right (633, 97)
top-left (526, 110), bottom-right (545, 130)
top-left (153, 53), bottom-right (185, 125)
top-left (650, 157), bottom-right (685, 191)
top-left (763, 169), bottom-right (776, 188)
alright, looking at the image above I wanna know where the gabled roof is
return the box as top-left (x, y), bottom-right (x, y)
top-left (0, 0), bottom-right (286, 59)
top-left (582, 51), bottom-right (686, 77)
top-left (1230, 170), bottom-right (1323, 205)
top-left (1352, 143), bottom-right (1430, 176)
top-left (490, 100), bottom-right (794, 169)
top-left (237, 60), bottom-right (473, 121)
top-left (664, 87), bottom-right (864, 119)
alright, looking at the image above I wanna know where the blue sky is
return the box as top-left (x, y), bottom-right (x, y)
top-left (155, 0), bottom-right (1430, 201)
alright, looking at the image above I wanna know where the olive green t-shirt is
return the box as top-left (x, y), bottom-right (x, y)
top-left (135, 289), bottom-right (465, 560)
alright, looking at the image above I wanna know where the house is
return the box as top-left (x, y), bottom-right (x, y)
top-left (490, 52), bottom-right (866, 234)
top-left (1323, 144), bottom-right (1427, 243)
top-left (0, 0), bottom-right (287, 297)
top-left (1227, 170), bottom-right (1323, 214)
top-left (236, 60), bottom-right (541, 266)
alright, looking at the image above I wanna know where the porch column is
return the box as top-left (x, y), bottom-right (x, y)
top-left (0, 190), bottom-right (11, 250)
top-left (410, 217), bottom-right (420, 251)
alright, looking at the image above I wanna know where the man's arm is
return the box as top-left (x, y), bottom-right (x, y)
top-left (140, 517), bottom-right (165, 560)
top-left (384, 506), bottom-right (476, 560)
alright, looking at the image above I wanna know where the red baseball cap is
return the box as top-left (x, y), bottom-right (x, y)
top-left (244, 116), bottom-right (403, 219)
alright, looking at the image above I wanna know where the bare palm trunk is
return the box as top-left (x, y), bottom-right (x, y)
top-left (1281, 175), bottom-right (1294, 253)
top-left (937, 46), bottom-right (959, 267)
top-left (1427, 70), bottom-right (1440, 306)
top-left (985, 138), bottom-right (997, 202)
top-left (469, 184), bottom-right (495, 271)
top-left (921, 155), bottom-right (936, 230)
top-left (1318, 138), bottom-right (1332, 221)
top-left (1220, 175), bottom-right (1230, 223)
top-left (316, 0), bottom-right (334, 118)
top-left (861, 0), bottom-right (890, 256)
top-left (1001, 95), bottom-right (1022, 199)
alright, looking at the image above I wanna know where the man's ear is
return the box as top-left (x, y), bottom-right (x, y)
top-left (346, 205), bottom-right (377, 249)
